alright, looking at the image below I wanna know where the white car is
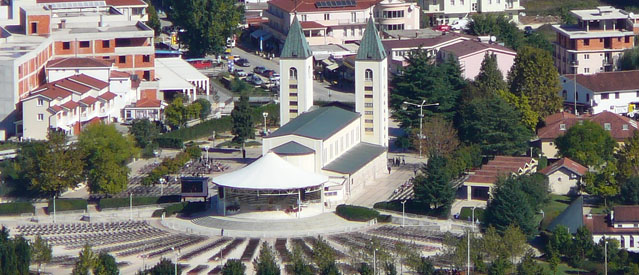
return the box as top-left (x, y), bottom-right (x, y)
top-left (451, 18), bottom-right (471, 30)
top-left (269, 74), bottom-right (280, 82)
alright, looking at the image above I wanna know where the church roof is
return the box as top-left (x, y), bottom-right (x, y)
top-left (269, 106), bottom-right (360, 140)
top-left (272, 141), bottom-right (315, 155)
top-left (323, 143), bottom-right (387, 174)
top-left (281, 16), bottom-right (313, 59)
top-left (548, 196), bottom-right (584, 234)
top-left (356, 18), bottom-right (386, 61)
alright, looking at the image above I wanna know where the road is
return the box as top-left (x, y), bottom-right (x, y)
top-left (229, 47), bottom-right (355, 103)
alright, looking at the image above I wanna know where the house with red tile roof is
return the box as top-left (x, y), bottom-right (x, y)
top-left (539, 157), bottom-right (588, 195)
top-left (585, 205), bottom-right (639, 252)
top-left (537, 111), bottom-right (639, 158)
top-left (462, 156), bottom-right (537, 201)
top-left (560, 71), bottom-right (639, 116)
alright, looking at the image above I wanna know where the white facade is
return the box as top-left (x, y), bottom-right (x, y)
top-left (560, 74), bottom-right (639, 115)
top-left (279, 55), bottom-right (314, 126)
top-left (546, 167), bottom-right (580, 195)
top-left (355, 59), bottom-right (389, 147)
top-left (421, 0), bottom-right (523, 25)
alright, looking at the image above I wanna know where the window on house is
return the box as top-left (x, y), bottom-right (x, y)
top-left (289, 67), bottom-right (297, 80)
top-left (562, 90), bottom-right (567, 98)
top-left (37, 113), bottom-right (44, 121)
top-left (586, 94), bottom-right (590, 102)
top-left (450, 0), bottom-right (454, 4)
top-left (351, 12), bottom-right (356, 22)
top-left (37, 98), bottom-right (44, 106)
top-left (143, 55), bottom-right (150, 62)
top-left (30, 22), bottom-right (37, 34)
top-left (118, 56), bottom-right (126, 63)
top-left (626, 36), bottom-right (631, 43)
top-left (584, 39), bottom-right (590, 46)
top-left (143, 71), bottom-right (150, 81)
top-left (289, 84), bottom-right (297, 89)
top-left (79, 41), bottom-right (90, 48)
top-left (62, 42), bottom-right (70, 50)
top-left (365, 111), bottom-right (373, 115)
top-left (365, 94), bottom-right (373, 98)
top-left (290, 101), bottom-right (298, 106)
top-left (102, 40), bottom-right (110, 48)
top-left (560, 124), bottom-right (566, 130)
top-left (576, 93), bottom-right (579, 101)
top-left (615, 92), bottom-right (620, 99)
top-left (604, 123), bottom-right (611, 130)
top-left (623, 124), bottom-right (629, 131)
top-left (584, 68), bottom-right (590, 73)
top-left (636, 91), bottom-right (639, 97)
top-left (364, 86), bottom-right (373, 91)
top-left (365, 69), bottom-right (373, 81)
top-left (602, 93), bottom-right (609, 99)
top-left (324, 13), bottom-right (330, 20)
top-left (584, 54), bottom-right (589, 59)
top-left (365, 103), bottom-right (373, 107)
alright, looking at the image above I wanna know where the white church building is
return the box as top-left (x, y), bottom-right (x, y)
top-left (261, 16), bottom-right (390, 203)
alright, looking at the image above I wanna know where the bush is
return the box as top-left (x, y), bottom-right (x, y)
top-left (378, 214), bottom-right (392, 223)
top-left (98, 195), bottom-right (181, 210)
top-left (0, 202), bottom-right (34, 216)
top-left (155, 137), bottom-right (184, 149)
top-left (152, 202), bottom-right (206, 217)
top-left (336, 204), bottom-right (380, 222)
top-left (459, 207), bottom-right (485, 223)
top-left (161, 116), bottom-right (232, 143)
top-left (47, 199), bottom-right (87, 213)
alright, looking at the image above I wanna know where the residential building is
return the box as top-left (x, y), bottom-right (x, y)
top-left (585, 205), bottom-right (639, 252)
top-left (264, 0), bottom-right (419, 46)
top-left (552, 6), bottom-right (639, 75)
top-left (560, 71), bottom-right (639, 115)
top-left (420, 0), bottom-right (523, 26)
top-left (462, 156), bottom-right (537, 201)
top-left (381, 32), bottom-right (469, 74)
top-left (537, 111), bottom-right (639, 159)
top-left (539, 157), bottom-right (588, 195)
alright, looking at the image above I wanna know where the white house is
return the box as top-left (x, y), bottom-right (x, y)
top-left (420, 0), bottom-right (523, 26)
top-left (586, 205), bottom-right (639, 252)
top-left (560, 71), bottom-right (639, 115)
top-left (539, 157), bottom-right (587, 195)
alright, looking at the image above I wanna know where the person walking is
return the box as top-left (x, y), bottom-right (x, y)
top-left (387, 166), bottom-right (391, 174)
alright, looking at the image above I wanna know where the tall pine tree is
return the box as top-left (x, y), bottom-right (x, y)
top-left (413, 155), bottom-right (455, 214)
top-left (474, 53), bottom-right (507, 94)
top-left (231, 95), bottom-right (255, 145)
top-left (254, 243), bottom-right (280, 275)
top-left (483, 177), bottom-right (537, 237)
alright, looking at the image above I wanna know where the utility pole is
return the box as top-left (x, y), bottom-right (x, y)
top-left (401, 199), bottom-right (407, 227)
top-left (53, 195), bottom-right (56, 223)
top-left (402, 101), bottom-right (439, 159)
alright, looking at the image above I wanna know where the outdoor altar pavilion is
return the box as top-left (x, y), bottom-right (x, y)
top-left (213, 152), bottom-right (329, 216)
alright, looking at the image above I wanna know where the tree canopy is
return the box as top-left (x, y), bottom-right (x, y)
top-left (31, 235), bottom-right (52, 273)
top-left (474, 53), bottom-right (507, 94)
top-left (231, 95), bottom-right (255, 144)
top-left (555, 120), bottom-right (616, 167)
top-left (165, 0), bottom-right (243, 57)
top-left (254, 242), bottom-right (280, 275)
top-left (615, 131), bottom-right (639, 181)
top-left (130, 118), bottom-right (160, 149)
top-left (414, 115), bottom-right (459, 158)
top-left (145, 0), bottom-right (161, 35)
top-left (413, 155), bottom-right (455, 215)
top-left (222, 259), bottom-right (246, 275)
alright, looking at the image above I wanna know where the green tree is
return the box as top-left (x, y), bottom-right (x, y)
top-left (518, 173), bottom-right (550, 210)
top-left (616, 131), bottom-right (639, 181)
top-left (582, 163), bottom-right (619, 206)
top-left (415, 116), bottom-right (459, 158)
top-left (619, 176), bottom-right (639, 204)
top-left (414, 257), bottom-right (435, 275)
top-left (32, 235), bottom-right (52, 273)
top-left (291, 245), bottom-right (313, 275)
top-left (143, 258), bottom-right (182, 275)
top-left (474, 53), bottom-right (507, 94)
top-left (130, 118), bottom-right (160, 149)
top-left (391, 52), bottom-right (465, 127)
top-left (194, 98), bottom-right (212, 120)
top-left (487, 257), bottom-right (510, 275)
top-left (508, 46), bottom-right (562, 121)
top-left (555, 120), bottom-right (617, 167)
top-left (569, 226), bottom-right (595, 267)
top-left (496, 89), bottom-right (538, 130)
top-left (254, 242), bottom-right (280, 275)
top-left (517, 251), bottom-right (545, 275)
top-left (549, 225), bottom-right (573, 256)
top-left (12, 236), bottom-right (30, 275)
top-left (93, 252), bottom-right (119, 275)
top-left (78, 123), bottom-right (138, 195)
top-left (145, 0), bottom-right (161, 35)
top-left (358, 263), bottom-right (373, 275)
top-left (502, 225), bottom-right (526, 265)
top-left (0, 227), bottom-right (17, 275)
top-left (222, 259), bottom-right (246, 275)
top-left (19, 130), bottom-right (84, 196)
top-left (456, 94), bottom-right (533, 156)
top-left (164, 97), bottom-right (188, 129)
top-left (413, 155), bottom-right (455, 214)
top-left (231, 95), bottom-right (255, 145)
top-left (383, 262), bottom-right (397, 275)
top-left (72, 243), bottom-right (96, 275)
top-left (619, 47), bottom-right (639, 70)
top-left (469, 13), bottom-right (499, 36)
top-left (312, 237), bottom-right (341, 275)
top-left (483, 177), bottom-right (537, 236)
top-left (167, 0), bottom-right (244, 57)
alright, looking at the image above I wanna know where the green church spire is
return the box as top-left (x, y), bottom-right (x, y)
top-left (356, 17), bottom-right (386, 61)
top-left (280, 16), bottom-right (313, 59)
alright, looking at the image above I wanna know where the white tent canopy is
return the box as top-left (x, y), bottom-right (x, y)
top-left (214, 152), bottom-right (328, 190)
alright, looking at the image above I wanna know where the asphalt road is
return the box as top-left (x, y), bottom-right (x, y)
top-left (229, 47), bottom-right (355, 103)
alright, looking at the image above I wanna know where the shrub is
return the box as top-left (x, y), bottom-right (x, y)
top-left (378, 214), bottom-right (392, 223)
top-left (98, 195), bottom-right (181, 209)
top-left (0, 202), bottom-right (34, 216)
top-left (47, 199), bottom-right (87, 213)
top-left (155, 137), bottom-right (184, 149)
top-left (160, 116), bottom-right (232, 145)
top-left (336, 204), bottom-right (380, 222)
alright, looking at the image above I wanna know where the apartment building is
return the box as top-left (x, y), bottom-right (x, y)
top-left (264, 0), bottom-right (419, 46)
top-left (420, 0), bottom-right (523, 26)
top-left (553, 6), bottom-right (639, 75)
top-left (560, 71), bottom-right (639, 115)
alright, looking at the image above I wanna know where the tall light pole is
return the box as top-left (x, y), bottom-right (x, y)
top-left (402, 101), bottom-right (439, 159)
top-left (171, 247), bottom-right (180, 275)
top-left (53, 195), bottom-right (56, 223)
top-left (604, 235), bottom-right (608, 275)
top-left (401, 199), bottom-right (407, 227)
top-left (262, 112), bottom-right (268, 136)
top-left (467, 228), bottom-right (471, 275)
top-left (471, 206), bottom-right (476, 227)
top-left (129, 192), bottom-right (133, 220)
top-left (204, 145), bottom-right (209, 162)
top-left (373, 248), bottom-right (377, 275)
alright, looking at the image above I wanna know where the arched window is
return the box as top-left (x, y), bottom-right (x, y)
top-left (365, 69), bottom-right (373, 81)
top-left (289, 67), bottom-right (298, 80)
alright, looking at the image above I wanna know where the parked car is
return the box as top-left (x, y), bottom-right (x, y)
top-left (249, 75), bottom-right (263, 85)
top-left (433, 24), bottom-right (451, 32)
top-left (262, 69), bottom-right (275, 78)
top-left (451, 18), bottom-right (470, 30)
top-left (524, 26), bottom-right (534, 35)
top-left (269, 73), bottom-right (280, 82)
top-left (234, 69), bottom-right (247, 77)
top-left (236, 58), bottom-right (250, 67)
top-left (254, 66), bottom-right (267, 74)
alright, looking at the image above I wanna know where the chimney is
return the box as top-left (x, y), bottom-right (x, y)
top-left (60, 19), bottom-right (66, 29)
top-left (99, 15), bottom-right (105, 27)
top-left (610, 210), bottom-right (614, 223)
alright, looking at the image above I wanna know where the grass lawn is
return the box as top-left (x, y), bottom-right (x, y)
top-left (536, 260), bottom-right (589, 274)
top-left (522, 0), bottom-right (602, 16)
top-left (540, 194), bottom-right (573, 230)
top-left (216, 140), bottom-right (261, 148)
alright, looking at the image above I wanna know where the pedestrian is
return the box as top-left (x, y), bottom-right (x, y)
top-left (387, 165), bottom-right (391, 174)
top-left (221, 228), bottom-right (224, 236)
top-left (402, 157), bottom-right (405, 165)
top-left (413, 168), bottom-right (417, 176)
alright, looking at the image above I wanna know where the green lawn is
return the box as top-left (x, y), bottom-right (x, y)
top-left (536, 260), bottom-right (589, 274)
top-left (216, 140), bottom-right (261, 148)
top-left (540, 194), bottom-right (573, 230)
top-left (522, 0), bottom-right (602, 16)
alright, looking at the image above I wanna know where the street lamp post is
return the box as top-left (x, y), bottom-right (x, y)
top-left (604, 235), bottom-right (608, 275)
top-left (402, 101), bottom-right (439, 159)
top-left (373, 248), bottom-right (377, 275)
top-left (171, 247), bottom-right (180, 275)
top-left (129, 192), bottom-right (133, 220)
top-left (471, 206), bottom-right (476, 227)
top-left (53, 195), bottom-right (56, 223)
top-left (401, 200), bottom-right (407, 227)
top-left (262, 112), bottom-right (268, 136)
top-left (204, 145), bottom-right (209, 162)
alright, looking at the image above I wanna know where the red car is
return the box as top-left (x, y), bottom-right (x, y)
top-left (433, 24), bottom-right (451, 32)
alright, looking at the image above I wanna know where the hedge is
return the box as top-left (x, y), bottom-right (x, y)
top-left (98, 195), bottom-right (181, 210)
top-left (47, 198), bottom-right (87, 213)
top-left (335, 204), bottom-right (380, 222)
top-left (0, 202), bottom-right (34, 216)
top-left (151, 202), bottom-right (206, 217)
top-left (159, 116), bottom-right (232, 145)
top-left (373, 199), bottom-right (449, 218)
top-left (155, 137), bottom-right (184, 149)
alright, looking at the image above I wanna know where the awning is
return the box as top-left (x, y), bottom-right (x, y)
top-left (326, 63), bottom-right (339, 71)
top-left (251, 29), bottom-right (273, 40)
top-left (214, 152), bottom-right (328, 190)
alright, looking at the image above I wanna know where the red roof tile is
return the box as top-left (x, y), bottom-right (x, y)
top-left (79, 96), bottom-right (98, 106)
top-left (37, 0), bottom-right (146, 6)
top-left (613, 205), bottom-right (639, 223)
top-left (48, 105), bottom-right (63, 113)
top-left (539, 157), bottom-right (588, 176)
top-left (300, 21), bottom-right (326, 29)
top-left (538, 111), bottom-right (639, 141)
top-left (61, 100), bottom-right (79, 110)
top-left (135, 98), bottom-right (162, 108)
top-left (98, 91), bottom-right (117, 101)
top-left (381, 34), bottom-right (467, 50)
top-left (269, 0), bottom-right (378, 13)
top-left (584, 214), bottom-right (639, 235)
top-left (110, 70), bottom-right (130, 78)
top-left (565, 70), bottom-right (639, 93)
top-left (47, 57), bottom-right (112, 69)
top-left (31, 84), bottom-right (73, 100)
top-left (440, 40), bottom-right (515, 57)
top-left (544, 112), bottom-right (577, 125)
top-left (55, 79), bottom-right (92, 94)
top-left (69, 74), bottom-right (108, 90)
top-left (464, 156), bottom-right (535, 185)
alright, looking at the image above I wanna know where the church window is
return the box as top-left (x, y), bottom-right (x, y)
top-left (365, 69), bottom-right (373, 81)
top-left (289, 67), bottom-right (297, 80)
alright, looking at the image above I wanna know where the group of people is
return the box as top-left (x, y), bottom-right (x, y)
top-left (387, 155), bottom-right (407, 174)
